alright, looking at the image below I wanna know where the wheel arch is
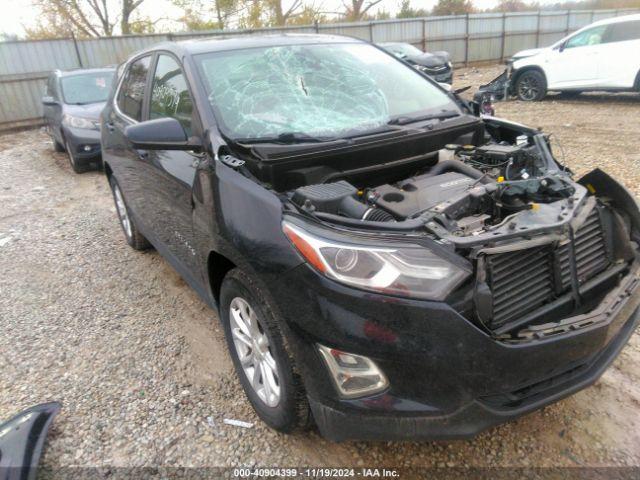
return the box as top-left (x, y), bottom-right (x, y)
top-left (207, 250), bottom-right (237, 306)
top-left (512, 65), bottom-right (548, 87)
top-left (103, 160), bottom-right (113, 179)
top-left (634, 70), bottom-right (640, 91)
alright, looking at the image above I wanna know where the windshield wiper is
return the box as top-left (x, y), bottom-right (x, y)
top-left (232, 132), bottom-right (338, 145)
top-left (387, 110), bottom-right (460, 126)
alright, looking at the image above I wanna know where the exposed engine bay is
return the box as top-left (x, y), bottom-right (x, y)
top-left (234, 115), bottom-right (638, 342)
top-left (289, 133), bottom-right (580, 245)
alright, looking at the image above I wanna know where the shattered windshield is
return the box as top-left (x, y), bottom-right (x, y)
top-left (195, 43), bottom-right (457, 141)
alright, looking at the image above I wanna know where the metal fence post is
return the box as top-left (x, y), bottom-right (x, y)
top-left (314, 21), bottom-right (319, 33)
top-left (464, 13), bottom-right (469, 66)
top-left (369, 21), bottom-right (373, 42)
top-left (71, 32), bottom-right (83, 68)
top-left (500, 12), bottom-right (506, 62)
top-left (535, 10), bottom-right (541, 48)
top-left (422, 18), bottom-right (426, 52)
top-left (565, 9), bottom-right (571, 36)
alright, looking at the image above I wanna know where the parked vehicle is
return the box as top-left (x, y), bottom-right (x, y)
top-left (42, 68), bottom-right (115, 173)
top-left (101, 35), bottom-right (640, 441)
top-left (379, 42), bottom-right (453, 84)
top-left (478, 14), bottom-right (640, 101)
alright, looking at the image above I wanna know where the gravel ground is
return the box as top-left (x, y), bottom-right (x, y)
top-left (1, 64), bottom-right (640, 474)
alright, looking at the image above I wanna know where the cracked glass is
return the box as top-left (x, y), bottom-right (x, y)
top-left (195, 43), bottom-right (455, 141)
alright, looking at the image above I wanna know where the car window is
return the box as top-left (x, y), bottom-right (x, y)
top-left (60, 72), bottom-right (114, 105)
top-left (117, 56), bottom-right (151, 121)
top-left (46, 75), bottom-right (56, 98)
top-left (565, 25), bottom-right (608, 49)
top-left (605, 20), bottom-right (640, 43)
top-left (195, 43), bottom-right (457, 141)
top-left (149, 54), bottom-right (193, 135)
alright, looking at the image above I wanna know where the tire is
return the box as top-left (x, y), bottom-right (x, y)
top-left (54, 139), bottom-right (65, 152)
top-left (220, 268), bottom-right (310, 433)
top-left (65, 139), bottom-right (89, 174)
top-left (108, 176), bottom-right (151, 251)
top-left (515, 70), bottom-right (547, 102)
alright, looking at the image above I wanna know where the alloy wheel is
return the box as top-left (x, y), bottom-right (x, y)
top-left (229, 296), bottom-right (281, 408)
top-left (518, 74), bottom-right (540, 101)
top-left (113, 184), bottom-right (133, 239)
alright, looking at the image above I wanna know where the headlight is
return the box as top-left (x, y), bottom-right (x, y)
top-left (447, 61), bottom-right (453, 69)
top-left (282, 221), bottom-right (471, 301)
top-left (63, 114), bottom-right (97, 130)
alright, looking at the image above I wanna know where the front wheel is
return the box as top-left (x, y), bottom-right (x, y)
top-left (220, 268), bottom-right (310, 433)
top-left (515, 70), bottom-right (547, 102)
top-left (65, 139), bottom-right (88, 174)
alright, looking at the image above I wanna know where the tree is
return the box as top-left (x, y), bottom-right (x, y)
top-left (493, 0), bottom-right (531, 11)
top-left (431, 0), bottom-right (475, 15)
top-left (28, 0), bottom-right (148, 38)
top-left (266, 0), bottom-right (303, 25)
top-left (396, 0), bottom-right (428, 18)
top-left (173, 0), bottom-right (240, 31)
top-left (342, 0), bottom-right (385, 21)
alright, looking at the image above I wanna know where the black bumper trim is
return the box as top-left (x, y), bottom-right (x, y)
top-left (309, 307), bottom-right (639, 441)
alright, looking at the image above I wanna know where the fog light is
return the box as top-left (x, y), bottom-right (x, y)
top-left (83, 145), bottom-right (92, 152)
top-left (317, 344), bottom-right (388, 398)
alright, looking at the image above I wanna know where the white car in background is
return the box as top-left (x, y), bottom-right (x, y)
top-left (510, 13), bottom-right (640, 101)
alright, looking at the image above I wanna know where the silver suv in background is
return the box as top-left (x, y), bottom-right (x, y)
top-left (42, 68), bottom-right (115, 173)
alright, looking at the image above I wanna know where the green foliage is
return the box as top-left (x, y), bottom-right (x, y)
top-left (397, 0), bottom-right (428, 18)
top-left (431, 0), bottom-right (475, 15)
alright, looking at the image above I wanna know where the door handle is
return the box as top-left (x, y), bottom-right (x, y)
top-left (136, 150), bottom-right (149, 160)
top-left (106, 121), bottom-right (115, 132)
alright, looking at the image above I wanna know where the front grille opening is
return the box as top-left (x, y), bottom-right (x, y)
top-left (476, 204), bottom-right (628, 337)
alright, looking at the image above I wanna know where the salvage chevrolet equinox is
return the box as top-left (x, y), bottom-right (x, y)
top-left (100, 35), bottom-right (640, 441)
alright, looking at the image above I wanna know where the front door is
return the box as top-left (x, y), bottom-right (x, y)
top-left (139, 53), bottom-right (201, 271)
top-left (544, 25), bottom-right (607, 89)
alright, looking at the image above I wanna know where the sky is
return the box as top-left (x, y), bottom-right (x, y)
top-left (0, 0), bottom-right (549, 37)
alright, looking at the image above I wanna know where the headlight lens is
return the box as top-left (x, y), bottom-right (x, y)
top-left (283, 221), bottom-right (470, 301)
top-left (63, 114), bottom-right (97, 130)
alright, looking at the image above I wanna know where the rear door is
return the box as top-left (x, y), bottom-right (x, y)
top-left (138, 53), bottom-right (201, 270)
top-left (597, 20), bottom-right (640, 88)
top-left (544, 25), bottom-right (607, 89)
top-left (102, 55), bottom-right (153, 218)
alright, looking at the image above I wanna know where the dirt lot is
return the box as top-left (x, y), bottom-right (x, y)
top-left (1, 65), bottom-right (640, 474)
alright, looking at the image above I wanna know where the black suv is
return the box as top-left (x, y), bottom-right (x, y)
top-left (100, 35), bottom-right (640, 441)
top-left (43, 68), bottom-right (115, 173)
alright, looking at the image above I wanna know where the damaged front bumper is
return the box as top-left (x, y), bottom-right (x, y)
top-left (474, 65), bottom-right (513, 103)
top-left (273, 252), bottom-right (640, 441)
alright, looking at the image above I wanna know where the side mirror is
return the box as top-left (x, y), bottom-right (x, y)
top-left (558, 42), bottom-right (566, 53)
top-left (42, 96), bottom-right (58, 106)
top-left (124, 117), bottom-right (202, 151)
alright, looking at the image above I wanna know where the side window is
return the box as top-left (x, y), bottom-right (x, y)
top-left (117, 56), bottom-right (151, 121)
top-left (46, 75), bottom-right (56, 98)
top-left (565, 25), bottom-right (608, 49)
top-left (605, 21), bottom-right (640, 43)
top-left (149, 54), bottom-right (193, 135)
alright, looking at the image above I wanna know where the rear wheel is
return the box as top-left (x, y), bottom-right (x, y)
top-left (220, 268), bottom-right (310, 433)
top-left (108, 176), bottom-right (151, 250)
top-left (515, 70), bottom-right (547, 102)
